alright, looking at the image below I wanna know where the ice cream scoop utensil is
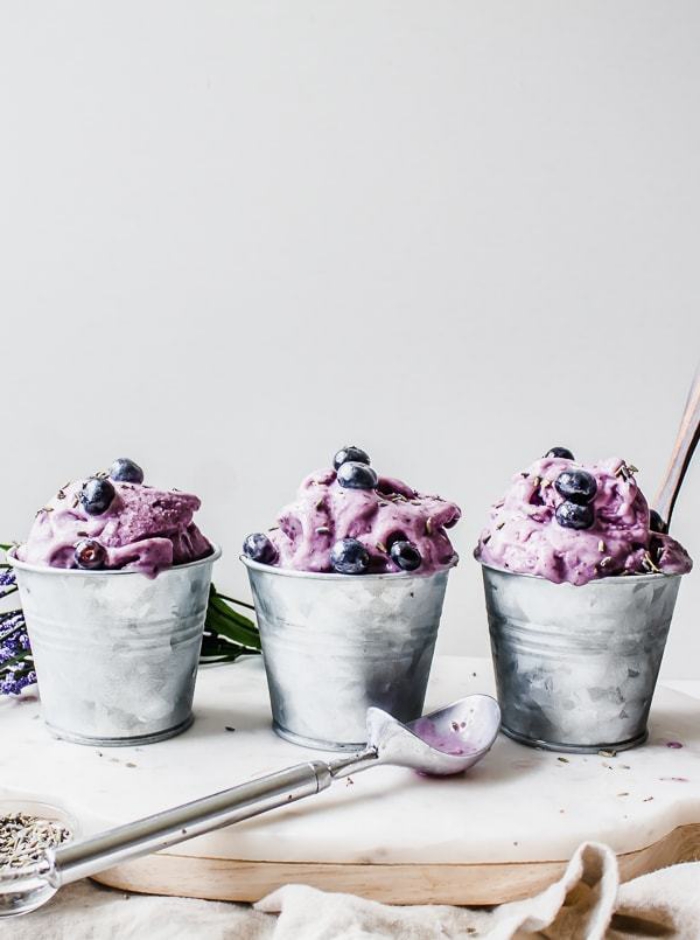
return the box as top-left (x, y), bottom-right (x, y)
top-left (0, 695), bottom-right (499, 916)
top-left (654, 367), bottom-right (700, 529)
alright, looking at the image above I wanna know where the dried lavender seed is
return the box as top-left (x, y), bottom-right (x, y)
top-left (0, 814), bottom-right (71, 870)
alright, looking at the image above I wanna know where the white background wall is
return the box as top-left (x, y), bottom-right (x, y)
top-left (1, 3), bottom-right (698, 675)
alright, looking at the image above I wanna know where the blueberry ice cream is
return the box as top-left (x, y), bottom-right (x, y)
top-left (475, 449), bottom-right (692, 586)
top-left (244, 447), bottom-right (461, 574)
top-left (17, 459), bottom-right (212, 578)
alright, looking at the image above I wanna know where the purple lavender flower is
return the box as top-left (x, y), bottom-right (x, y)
top-left (0, 568), bottom-right (18, 605)
top-left (0, 669), bottom-right (35, 696)
top-left (0, 613), bottom-right (25, 636)
top-left (0, 607), bottom-right (35, 695)
top-left (0, 636), bottom-right (23, 663)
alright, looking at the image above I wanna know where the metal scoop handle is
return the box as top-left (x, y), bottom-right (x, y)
top-left (48, 750), bottom-right (376, 887)
top-left (45, 694), bottom-right (500, 887)
top-left (0, 695), bottom-right (498, 916)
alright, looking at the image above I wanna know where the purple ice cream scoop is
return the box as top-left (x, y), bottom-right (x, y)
top-left (17, 473), bottom-right (212, 578)
top-left (260, 462), bottom-right (461, 575)
top-left (475, 455), bottom-right (692, 586)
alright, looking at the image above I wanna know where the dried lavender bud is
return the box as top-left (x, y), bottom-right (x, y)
top-left (0, 813), bottom-right (71, 870)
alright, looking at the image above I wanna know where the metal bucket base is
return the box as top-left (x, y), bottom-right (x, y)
top-left (45, 714), bottom-right (195, 748)
top-left (501, 724), bottom-right (648, 755)
top-left (273, 721), bottom-right (365, 752)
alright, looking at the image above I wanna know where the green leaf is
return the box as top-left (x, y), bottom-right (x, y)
top-left (214, 592), bottom-right (256, 611)
top-left (208, 594), bottom-right (260, 637)
top-left (205, 606), bottom-right (262, 651)
top-left (200, 634), bottom-right (251, 663)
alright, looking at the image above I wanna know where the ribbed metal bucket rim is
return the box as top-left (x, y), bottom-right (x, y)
top-left (476, 557), bottom-right (683, 586)
top-left (240, 554), bottom-right (456, 582)
top-left (7, 544), bottom-right (222, 576)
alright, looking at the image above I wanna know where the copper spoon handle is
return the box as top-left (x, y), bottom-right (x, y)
top-left (654, 366), bottom-right (700, 528)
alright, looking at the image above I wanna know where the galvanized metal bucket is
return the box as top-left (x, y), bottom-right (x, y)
top-left (9, 546), bottom-right (221, 746)
top-left (480, 562), bottom-right (684, 753)
top-left (242, 557), bottom-right (454, 750)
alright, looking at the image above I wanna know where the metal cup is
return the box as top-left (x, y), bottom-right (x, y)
top-left (242, 557), bottom-right (454, 750)
top-left (479, 562), bottom-right (684, 753)
top-left (9, 546), bottom-right (221, 746)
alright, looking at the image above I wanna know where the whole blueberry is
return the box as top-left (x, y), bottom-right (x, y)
top-left (330, 538), bottom-right (370, 574)
top-left (554, 469), bottom-right (597, 505)
top-left (385, 531), bottom-right (407, 550)
top-left (333, 446), bottom-right (371, 470)
top-left (390, 540), bottom-right (422, 572)
top-left (649, 510), bottom-right (667, 534)
top-left (80, 478), bottom-right (116, 516)
top-left (336, 461), bottom-right (378, 490)
top-left (545, 447), bottom-right (575, 460)
top-left (74, 539), bottom-right (107, 570)
top-left (243, 533), bottom-right (278, 564)
top-left (110, 458), bottom-right (144, 484)
top-left (555, 501), bottom-right (595, 530)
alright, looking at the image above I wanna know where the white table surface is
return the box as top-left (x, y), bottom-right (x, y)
top-left (1, 656), bottom-right (699, 867)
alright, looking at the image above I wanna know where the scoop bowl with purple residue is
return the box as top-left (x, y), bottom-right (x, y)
top-left (363, 694), bottom-right (502, 776)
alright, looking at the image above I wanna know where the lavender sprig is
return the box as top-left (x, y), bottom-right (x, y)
top-left (0, 588), bottom-right (34, 696)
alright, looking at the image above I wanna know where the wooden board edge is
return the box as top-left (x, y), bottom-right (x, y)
top-left (92, 822), bottom-right (700, 906)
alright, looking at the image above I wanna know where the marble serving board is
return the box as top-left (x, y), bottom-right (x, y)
top-left (1, 656), bottom-right (699, 905)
